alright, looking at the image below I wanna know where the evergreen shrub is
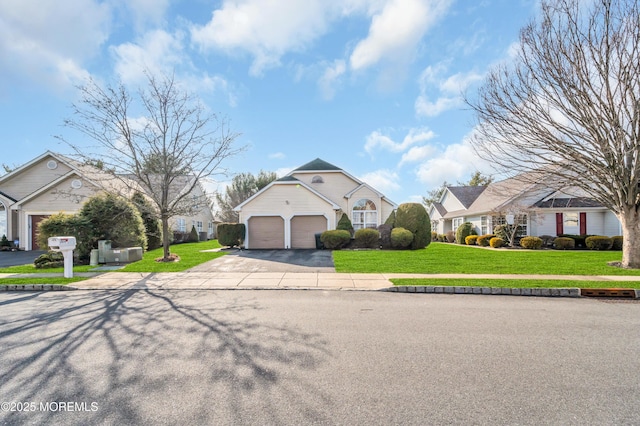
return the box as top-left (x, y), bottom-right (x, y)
top-left (320, 230), bottom-right (351, 249)
top-left (585, 235), bottom-right (613, 250)
top-left (455, 222), bottom-right (476, 244)
top-left (520, 236), bottom-right (543, 249)
top-left (477, 234), bottom-right (495, 247)
top-left (553, 237), bottom-right (575, 250)
top-left (611, 236), bottom-right (623, 251)
top-left (217, 223), bottom-right (245, 247)
top-left (489, 237), bottom-right (504, 248)
top-left (354, 228), bottom-right (380, 249)
top-left (465, 235), bottom-right (478, 245)
top-left (395, 203), bottom-right (431, 249)
top-left (390, 227), bottom-right (414, 249)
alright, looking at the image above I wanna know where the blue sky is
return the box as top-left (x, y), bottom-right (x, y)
top-left (0, 0), bottom-right (537, 204)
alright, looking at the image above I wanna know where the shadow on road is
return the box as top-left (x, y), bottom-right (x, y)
top-left (0, 290), bottom-right (331, 424)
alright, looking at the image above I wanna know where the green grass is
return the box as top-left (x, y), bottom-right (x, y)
top-left (391, 278), bottom-right (640, 289)
top-left (332, 242), bottom-right (640, 275)
top-left (0, 277), bottom-right (87, 285)
top-left (118, 240), bottom-right (224, 272)
top-left (0, 264), bottom-right (95, 274)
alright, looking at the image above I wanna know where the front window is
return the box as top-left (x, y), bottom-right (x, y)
top-left (452, 217), bottom-right (463, 230)
top-left (492, 214), bottom-right (528, 237)
top-left (177, 218), bottom-right (186, 232)
top-left (197, 221), bottom-right (203, 232)
top-left (481, 216), bottom-right (487, 235)
top-left (352, 199), bottom-right (377, 230)
top-left (563, 212), bottom-right (579, 234)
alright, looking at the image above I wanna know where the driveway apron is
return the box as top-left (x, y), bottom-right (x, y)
top-left (188, 249), bottom-right (336, 273)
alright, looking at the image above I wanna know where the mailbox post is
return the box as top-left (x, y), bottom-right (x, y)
top-left (48, 236), bottom-right (77, 278)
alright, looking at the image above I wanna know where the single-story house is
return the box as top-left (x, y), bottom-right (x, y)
top-left (234, 158), bottom-right (396, 249)
top-left (0, 151), bottom-right (216, 250)
top-left (429, 176), bottom-right (622, 238)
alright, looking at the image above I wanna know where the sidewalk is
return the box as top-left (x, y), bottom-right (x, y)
top-left (1, 271), bottom-right (640, 297)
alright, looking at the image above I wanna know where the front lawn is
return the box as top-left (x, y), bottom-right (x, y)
top-left (391, 278), bottom-right (640, 289)
top-left (332, 242), bottom-right (640, 275)
top-left (0, 277), bottom-right (87, 285)
top-left (118, 240), bottom-right (224, 272)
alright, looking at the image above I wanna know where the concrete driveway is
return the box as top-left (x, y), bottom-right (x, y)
top-left (188, 249), bottom-right (335, 272)
top-left (0, 250), bottom-right (45, 268)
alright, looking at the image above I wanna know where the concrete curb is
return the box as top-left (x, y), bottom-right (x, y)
top-left (387, 285), bottom-right (585, 297)
top-left (0, 284), bottom-right (76, 291)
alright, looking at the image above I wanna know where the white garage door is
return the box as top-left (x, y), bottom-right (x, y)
top-left (291, 215), bottom-right (327, 249)
top-left (248, 216), bottom-right (284, 249)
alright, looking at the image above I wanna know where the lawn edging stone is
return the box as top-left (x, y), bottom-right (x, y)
top-left (387, 285), bottom-right (584, 298)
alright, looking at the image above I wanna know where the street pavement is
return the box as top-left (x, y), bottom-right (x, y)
top-left (0, 290), bottom-right (638, 425)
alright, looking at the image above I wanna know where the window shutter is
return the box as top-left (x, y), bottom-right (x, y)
top-left (556, 213), bottom-right (563, 236)
top-left (579, 212), bottom-right (587, 235)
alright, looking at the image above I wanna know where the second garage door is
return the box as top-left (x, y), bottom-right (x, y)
top-left (291, 215), bottom-right (327, 249)
top-left (248, 216), bottom-right (285, 249)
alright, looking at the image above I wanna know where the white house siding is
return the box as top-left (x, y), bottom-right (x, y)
top-left (0, 157), bottom-right (73, 200)
top-left (440, 192), bottom-right (465, 213)
top-left (604, 211), bottom-right (622, 236)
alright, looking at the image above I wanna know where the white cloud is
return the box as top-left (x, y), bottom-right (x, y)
top-left (349, 0), bottom-right (451, 71)
top-left (114, 0), bottom-right (171, 32)
top-left (414, 63), bottom-right (483, 117)
top-left (358, 169), bottom-right (402, 193)
top-left (364, 127), bottom-right (435, 156)
top-left (0, 0), bottom-right (110, 91)
top-left (191, 0), bottom-right (334, 76)
top-left (269, 152), bottom-right (286, 159)
top-left (399, 145), bottom-right (436, 166)
top-left (318, 60), bottom-right (346, 100)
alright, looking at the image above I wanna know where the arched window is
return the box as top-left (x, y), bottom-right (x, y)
top-left (0, 201), bottom-right (6, 239)
top-left (352, 199), bottom-right (377, 230)
top-left (311, 175), bottom-right (324, 183)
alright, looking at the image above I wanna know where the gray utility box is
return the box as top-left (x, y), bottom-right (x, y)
top-left (98, 240), bottom-right (112, 263)
top-left (103, 247), bottom-right (143, 263)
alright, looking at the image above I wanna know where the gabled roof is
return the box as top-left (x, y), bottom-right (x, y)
top-left (431, 202), bottom-right (447, 217)
top-left (234, 178), bottom-right (341, 211)
top-left (293, 158), bottom-right (341, 171)
top-left (446, 186), bottom-right (487, 209)
top-left (0, 190), bottom-right (17, 203)
top-left (276, 175), bottom-right (299, 182)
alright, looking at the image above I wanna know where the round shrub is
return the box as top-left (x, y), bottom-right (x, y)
top-left (354, 228), bottom-right (380, 249)
top-left (611, 236), bottom-right (623, 251)
top-left (520, 236), bottom-right (543, 249)
top-left (585, 235), bottom-right (613, 250)
top-left (217, 223), bottom-right (246, 247)
top-left (320, 230), bottom-right (351, 250)
top-left (390, 227), bottom-right (414, 249)
top-left (554, 237), bottom-right (575, 250)
top-left (455, 222), bottom-right (476, 244)
top-left (489, 237), bottom-right (504, 248)
top-left (477, 234), bottom-right (495, 247)
top-left (395, 203), bottom-right (431, 249)
top-left (465, 235), bottom-right (478, 245)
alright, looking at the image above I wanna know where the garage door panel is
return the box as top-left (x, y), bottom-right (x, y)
top-left (291, 215), bottom-right (327, 249)
top-left (248, 216), bottom-right (284, 249)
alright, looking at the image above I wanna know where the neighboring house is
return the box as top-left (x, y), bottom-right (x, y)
top-left (234, 158), bottom-right (396, 249)
top-left (429, 176), bottom-right (622, 238)
top-left (0, 151), bottom-right (216, 250)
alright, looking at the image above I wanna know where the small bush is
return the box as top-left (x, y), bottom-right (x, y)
top-left (0, 235), bottom-right (10, 248)
top-left (465, 235), bottom-right (478, 245)
top-left (188, 225), bottom-right (200, 243)
top-left (438, 234), bottom-right (446, 242)
top-left (455, 222), bottom-right (476, 244)
top-left (553, 237), bottom-right (575, 250)
top-left (34, 251), bottom-right (64, 269)
top-left (217, 223), bottom-right (246, 247)
top-left (445, 231), bottom-right (455, 243)
top-left (354, 228), bottom-right (380, 249)
top-left (477, 234), bottom-right (495, 247)
top-left (520, 236), bottom-right (543, 249)
top-left (539, 235), bottom-right (555, 248)
top-left (390, 227), bottom-right (414, 249)
top-left (378, 224), bottom-right (393, 249)
top-left (585, 235), bottom-right (613, 250)
top-left (320, 230), bottom-right (352, 250)
top-left (611, 236), bottom-right (623, 251)
top-left (431, 231), bottom-right (438, 241)
top-left (559, 234), bottom-right (592, 248)
top-left (489, 237), bottom-right (504, 248)
top-left (337, 213), bottom-right (354, 235)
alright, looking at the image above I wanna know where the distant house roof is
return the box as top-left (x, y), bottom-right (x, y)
top-left (533, 197), bottom-right (604, 208)
top-left (447, 186), bottom-right (487, 209)
top-left (293, 158), bottom-right (341, 172)
top-left (276, 175), bottom-right (299, 182)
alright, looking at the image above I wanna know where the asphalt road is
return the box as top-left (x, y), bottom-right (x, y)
top-left (188, 249), bottom-right (336, 272)
top-left (0, 290), bottom-right (638, 425)
top-left (0, 251), bottom-right (45, 268)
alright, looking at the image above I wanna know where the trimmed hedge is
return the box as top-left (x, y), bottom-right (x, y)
top-left (455, 222), bottom-right (476, 244)
top-left (553, 237), bottom-right (575, 250)
top-left (520, 236), bottom-right (543, 250)
top-left (489, 237), bottom-right (504, 248)
top-left (477, 234), bottom-right (495, 247)
top-left (612, 236), bottom-right (623, 251)
top-left (217, 223), bottom-right (245, 247)
top-left (337, 213), bottom-right (354, 235)
top-left (585, 235), bottom-right (613, 250)
top-left (391, 227), bottom-right (414, 248)
top-left (354, 228), bottom-right (380, 249)
top-left (395, 203), bottom-right (431, 249)
top-left (320, 230), bottom-right (351, 249)
top-left (465, 235), bottom-right (478, 245)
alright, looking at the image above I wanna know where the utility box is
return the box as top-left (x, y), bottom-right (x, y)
top-left (104, 247), bottom-right (143, 264)
top-left (98, 240), bottom-right (111, 264)
top-left (48, 236), bottom-right (76, 278)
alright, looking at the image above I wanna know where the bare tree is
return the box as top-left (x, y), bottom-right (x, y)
top-left (59, 72), bottom-right (242, 260)
top-left (466, 0), bottom-right (640, 268)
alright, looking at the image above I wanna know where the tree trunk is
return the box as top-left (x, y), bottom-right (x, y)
top-left (162, 216), bottom-right (171, 260)
top-left (620, 209), bottom-right (640, 269)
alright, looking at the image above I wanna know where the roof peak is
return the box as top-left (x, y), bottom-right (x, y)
top-left (293, 158), bottom-right (341, 172)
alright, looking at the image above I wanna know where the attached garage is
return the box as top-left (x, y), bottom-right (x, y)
top-left (291, 215), bottom-right (327, 249)
top-left (247, 216), bottom-right (284, 249)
